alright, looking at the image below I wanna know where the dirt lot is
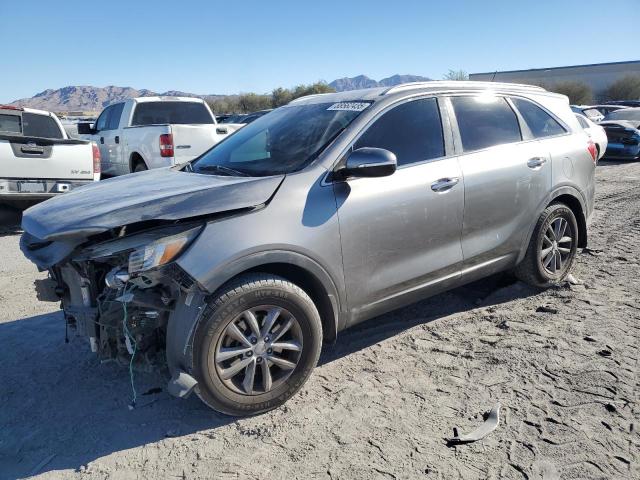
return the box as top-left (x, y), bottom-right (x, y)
top-left (0, 161), bottom-right (638, 480)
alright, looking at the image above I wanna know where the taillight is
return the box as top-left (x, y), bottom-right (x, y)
top-left (160, 134), bottom-right (174, 157)
top-left (92, 142), bottom-right (101, 173)
top-left (587, 140), bottom-right (597, 163)
top-left (0, 104), bottom-right (23, 111)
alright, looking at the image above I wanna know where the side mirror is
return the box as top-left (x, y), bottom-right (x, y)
top-left (338, 147), bottom-right (397, 179)
top-left (77, 122), bottom-right (96, 135)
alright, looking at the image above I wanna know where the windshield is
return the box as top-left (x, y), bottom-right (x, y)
top-left (605, 109), bottom-right (640, 121)
top-left (190, 101), bottom-right (371, 176)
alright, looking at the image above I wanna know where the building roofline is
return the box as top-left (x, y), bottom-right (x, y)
top-left (470, 60), bottom-right (640, 77)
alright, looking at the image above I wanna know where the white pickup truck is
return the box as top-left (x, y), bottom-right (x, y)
top-left (0, 105), bottom-right (100, 203)
top-left (78, 97), bottom-right (231, 175)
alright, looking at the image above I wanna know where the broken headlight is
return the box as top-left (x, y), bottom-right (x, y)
top-left (127, 228), bottom-right (201, 273)
top-left (81, 224), bottom-right (203, 273)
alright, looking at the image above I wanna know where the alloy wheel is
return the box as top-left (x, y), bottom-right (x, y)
top-left (213, 306), bottom-right (303, 395)
top-left (540, 217), bottom-right (573, 275)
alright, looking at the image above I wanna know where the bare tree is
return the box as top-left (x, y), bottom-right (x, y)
top-left (443, 69), bottom-right (468, 81)
top-left (549, 81), bottom-right (593, 104)
top-left (605, 75), bottom-right (640, 101)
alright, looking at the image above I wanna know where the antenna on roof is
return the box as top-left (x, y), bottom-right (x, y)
top-left (490, 71), bottom-right (497, 82)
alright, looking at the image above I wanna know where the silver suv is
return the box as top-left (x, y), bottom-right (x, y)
top-left (21, 82), bottom-right (596, 415)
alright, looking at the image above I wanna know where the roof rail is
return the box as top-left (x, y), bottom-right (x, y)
top-left (382, 81), bottom-right (546, 95)
top-left (288, 92), bottom-right (333, 104)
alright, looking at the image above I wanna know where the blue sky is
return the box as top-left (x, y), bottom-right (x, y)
top-left (1, 0), bottom-right (637, 102)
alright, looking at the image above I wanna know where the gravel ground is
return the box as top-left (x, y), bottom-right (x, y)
top-left (0, 160), bottom-right (638, 480)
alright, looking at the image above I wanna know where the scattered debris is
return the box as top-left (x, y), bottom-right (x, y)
top-left (597, 349), bottom-right (612, 357)
top-left (536, 305), bottom-right (559, 314)
top-left (583, 336), bottom-right (596, 342)
top-left (565, 274), bottom-right (583, 285)
top-left (582, 247), bottom-right (603, 257)
top-left (447, 403), bottom-right (501, 446)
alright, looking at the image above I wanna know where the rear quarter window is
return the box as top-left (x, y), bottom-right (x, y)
top-left (512, 97), bottom-right (567, 138)
top-left (22, 113), bottom-right (64, 139)
top-left (131, 101), bottom-right (214, 126)
top-left (0, 114), bottom-right (22, 134)
top-left (451, 96), bottom-right (521, 151)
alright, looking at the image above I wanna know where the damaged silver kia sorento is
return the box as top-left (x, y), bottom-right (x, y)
top-left (21, 83), bottom-right (595, 415)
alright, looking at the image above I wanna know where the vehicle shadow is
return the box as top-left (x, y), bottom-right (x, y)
top-left (0, 204), bottom-right (23, 237)
top-left (319, 272), bottom-right (538, 366)
top-left (0, 273), bottom-right (538, 479)
top-left (598, 158), bottom-right (636, 166)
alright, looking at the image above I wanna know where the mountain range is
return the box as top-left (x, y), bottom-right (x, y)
top-left (8, 74), bottom-right (432, 112)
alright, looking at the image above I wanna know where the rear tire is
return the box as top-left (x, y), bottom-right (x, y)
top-left (515, 203), bottom-right (578, 288)
top-left (192, 274), bottom-right (322, 416)
top-left (133, 161), bottom-right (147, 173)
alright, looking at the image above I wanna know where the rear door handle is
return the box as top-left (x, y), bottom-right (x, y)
top-left (527, 157), bottom-right (547, 168)
top-left (100, 137), bottom-right (104, 144)
top-left (115, 136), bottom-right (120, 144)
top-left (431, 177), bottom-right (460, 192)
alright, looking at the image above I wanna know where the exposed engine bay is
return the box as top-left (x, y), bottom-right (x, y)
top-left (47, 222), bottom-right (203, 373)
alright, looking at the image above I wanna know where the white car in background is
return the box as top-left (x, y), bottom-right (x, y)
top-left (0, 105), bottom-right (99, 204)
top-left (575, 113), bottom-right (607, 160)
top-left (78, 97), bottom-right (232, 175)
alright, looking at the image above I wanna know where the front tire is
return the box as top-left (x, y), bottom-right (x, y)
top-left (192, 274), bottom-right (322, 415)
top-left (515, 203), bottom-right (579, 288)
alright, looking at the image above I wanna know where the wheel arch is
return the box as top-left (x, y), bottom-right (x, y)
top-left (551, 192), bottom-right (587, 249)
top-left (517, 187), bottom-right (588, 264)
top-left (129, 151), bottom-right (147, 172)
top-left (200, 251), bottom-right (343, 344)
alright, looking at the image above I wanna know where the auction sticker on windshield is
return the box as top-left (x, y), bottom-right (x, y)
top-left (327, 102), bottom-right (371, 112)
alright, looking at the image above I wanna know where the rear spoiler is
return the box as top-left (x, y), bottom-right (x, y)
top-left (0, 133), bottom-right (90, 145)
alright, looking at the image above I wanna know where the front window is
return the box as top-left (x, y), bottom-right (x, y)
top-left (190, 101), bottom-right (371, 176)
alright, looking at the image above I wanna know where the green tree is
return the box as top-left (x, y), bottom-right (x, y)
top-left (549, 81), bottom-right (593, 104)
top-left (271, 87), bottom-right (293, 108)
top-left (237, 93), bottom-right (272, 113)
top-left (605, 75), bottom-right (640, 101)
top-left (206, 81), bottom-right (336, 114)
top-left (443, 69), bottom-right (468, 81)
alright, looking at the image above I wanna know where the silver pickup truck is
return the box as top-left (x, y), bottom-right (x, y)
top-left (0, 105), bottom-right (100, 204)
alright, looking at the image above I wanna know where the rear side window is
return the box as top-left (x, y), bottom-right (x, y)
top-left (451, 96), bottom-right (521, 151)
top-left (354, 98), bottom-right (444, 166)
top-left (0, 114), bottom-right (22, 133)
top-left (131, 101), bottom-right (214, 126)
top-left (575, 115), bottom-right (589, 129)
top-left (107, 103), bottom-right (125, 130)
top-left (22, 113), bottom-right (63, 139)
top-left (95, 106), bottom-right (112, 131)
top-left (512, 97), bottom-right (566, 138)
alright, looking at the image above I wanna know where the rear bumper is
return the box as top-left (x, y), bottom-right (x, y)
top-left (603, 144), bottom-right (640, 160)
top-left (0, 178), bottom-right (96, 200)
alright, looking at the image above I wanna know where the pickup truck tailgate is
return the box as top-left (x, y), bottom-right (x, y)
top-left (171, 124), bottom-right (226, 163)
top-left (0, 135), bottom-right (95, 180)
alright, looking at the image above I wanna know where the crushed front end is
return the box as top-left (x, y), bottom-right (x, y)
top-left (22, 222), bottom-right (206, 396)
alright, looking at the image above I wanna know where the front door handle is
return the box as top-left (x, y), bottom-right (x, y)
top-left (115, 135), bottom-right (120, 144)
top-left (527, 157), bottom-right (547, 169)
top-left (431, 177), bottom-right (460, 193)
top-left (100, 137), bottom-right (104, 144)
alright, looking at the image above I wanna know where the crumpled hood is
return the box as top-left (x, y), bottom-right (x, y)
top-left (22, 168), bottom-right (285, 241)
